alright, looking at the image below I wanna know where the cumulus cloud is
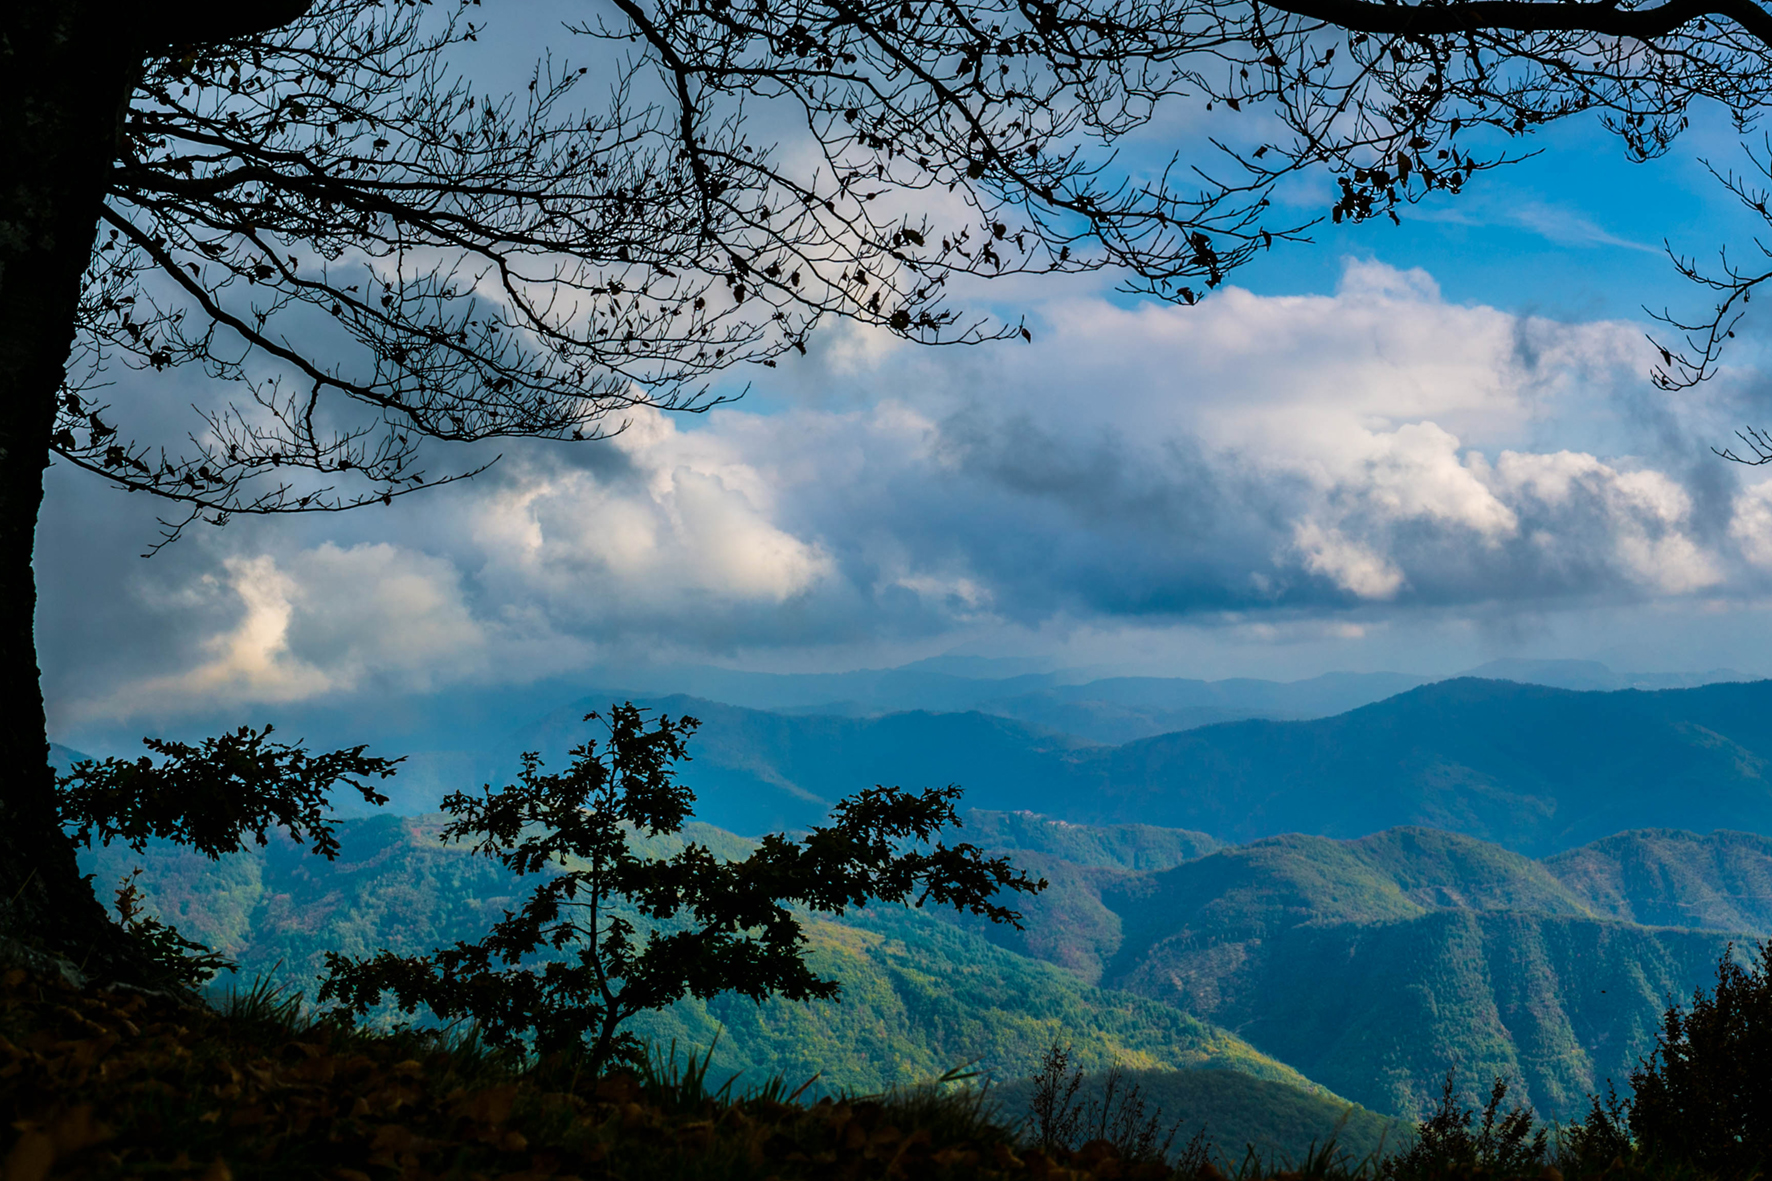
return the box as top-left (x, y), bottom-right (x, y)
top-left (468, 406), bottom-right (835, 620)
top-left (1731, 479), bottom-right (1772, 568)
top-left (77, 543), bottom-right (494, 720)
top-left (47, 259), bottom-right (1772, 719)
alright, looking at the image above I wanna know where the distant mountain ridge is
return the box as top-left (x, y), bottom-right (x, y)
top-left (374, 677), bottom-right (1772, 856)
top-left (1066, 677), bottom-right (1772, 853)
top-left (1460, 658), bottom-right (1753, 693)
top-left (51, 653), bottom-right (1752, 768)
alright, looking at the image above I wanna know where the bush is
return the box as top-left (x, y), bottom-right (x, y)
top-left (1022, 1039), bottom-right (1187, 1166)
top-left (319, 704), bottom-right (1046, 1071)
top-left (1552, 1083), bottom-right (1633, 1177)
top-left (110, 868), bottom-right (235, 989)
top-left (1629, 940), bottom-right (1772, 1178)
top-left (1381, 1070), bottom-right (1546, 1181)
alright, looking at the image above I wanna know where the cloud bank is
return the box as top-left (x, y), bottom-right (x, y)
top-left (43, 259), bottom-right (1772, 723)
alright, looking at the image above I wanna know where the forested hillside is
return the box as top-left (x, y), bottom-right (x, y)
top-left (80, 803), bottom-right (1769, 1130)
top-left (1544, 829), bottom-right (1772, 931)
top-left (922, 823), bottom-right (1766, 1119)
top-left (75, 817), bottom-right (1316, 1082)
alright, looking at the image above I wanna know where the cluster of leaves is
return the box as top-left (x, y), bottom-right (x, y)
top-left (58, 724), bottom-right (399, 862)
top-left (319, 703), bottom-right (1046, 1073)
top-left (73, 0), bottom-right (1000, 549)
top-left (625, 0), bottom-right (1772, 315)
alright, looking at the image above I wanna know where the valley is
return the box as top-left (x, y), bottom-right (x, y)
top-left (62, 666), bottom-right (1772, 1159)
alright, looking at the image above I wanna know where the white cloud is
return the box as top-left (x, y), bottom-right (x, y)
top-left (1495, 452), bottom-right (1723, 594)
top-left (472, 406), bottom-right (833, 609)
top-left (55, 260), bottom-right (1770, 718)
top-left (81, 543), bottom-right (489, 718)
top-left (1731, 480), bottom-right (1772, 568)
top-left (1293, 522), bottom-right (1407, 600)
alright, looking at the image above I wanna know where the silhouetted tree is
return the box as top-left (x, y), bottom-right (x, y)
top-left (1, 0), bottom-right (1013, 980)
top-left (8, 0), bottom-right (1772, 979)
top-left (1630, 940), bottom-right (1772, 1178)
top-left (50, 726), bottom-right (401, 987)
top-left (1021, 1039), bottom-right (1185, 1165)
top-left (318, 704), bottom-right (1045, 1071)
top-left (1381, 1070), bottom-right (1547, 1181)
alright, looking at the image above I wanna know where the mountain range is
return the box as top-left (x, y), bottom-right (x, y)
top-left (56, 663), bottom-right (1772, 1147)
top-left (360, 676), bottom-right (1772, 855)
top-left (75, 813), bottom-right (1396, 1163)
top-left (79, 805), bottom-right (1768, 1128)
top-left (55, 654), bottom-right (1751, 771)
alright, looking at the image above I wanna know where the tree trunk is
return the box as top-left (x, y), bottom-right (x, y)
top-left (0, 1), bottom-right (321, 984)
top-left (0, 5), bottom-right (156, 981)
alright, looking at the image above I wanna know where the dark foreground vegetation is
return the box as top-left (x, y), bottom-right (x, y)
top-left (0, 965), bottom-right (1215, 1181)
top-left (3, 939), bottom-right (1768, 1181)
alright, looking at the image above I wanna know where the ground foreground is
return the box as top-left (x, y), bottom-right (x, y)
top-left (0, 968), bottom-right (1685, 1181)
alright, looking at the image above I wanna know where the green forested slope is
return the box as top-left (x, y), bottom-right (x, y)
top-left (937, 812), bottom-right (1222, 983)
top-left (630, 905), bottom-right (1324, 1096)
top-left (1110, 903), bottom-right (1726, 1120)
top-left (990, 1068), bottom-right (1401, 1166)
top-left (1024, 827), bottom-right (1743, 1120)
top-left (76, 798), bottom-right (1766, 1131)
top-left (959, 811), bottom-right (1221, 871)
top-left (75, 816), bottom-right (1322, 1103)
top-left (1544, 829), bottom-right (1772, 932)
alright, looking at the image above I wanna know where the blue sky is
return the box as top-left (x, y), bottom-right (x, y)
top-left (40, 7), bottom-right (1772, 752)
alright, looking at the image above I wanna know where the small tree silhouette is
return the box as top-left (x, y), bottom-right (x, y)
top-left (1382, 1070), bottom-right (1546, 1181)
top-left (1023, 1039), bottom-right (1186, 1165)
top-left (319, 703), bottom-right (1046, 1070)
top-left (1630, 940), bottom-right (1772, 1177)
top-left (1553, 1083), bottom-right (1634, 1176)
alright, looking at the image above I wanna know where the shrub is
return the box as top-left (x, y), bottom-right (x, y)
top-left (1629, 940), bottom-right (1772, 1178)
top-left (1022, 1039), bottom-right (1186, 1165)
top-left (1381, 1070), bottom-right (1546, 1181)
top-left (1552, 1083), bottom-right (1633, 1176)
top-left (319, 704), bottom-right (1046, 1071)
top-left (110, 868), bottom-right (235, 989)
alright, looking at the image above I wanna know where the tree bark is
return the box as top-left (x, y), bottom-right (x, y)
top-left (0, 4), bottom-right (154, 980)
top-left (0, 1), bottom-right (310, 983)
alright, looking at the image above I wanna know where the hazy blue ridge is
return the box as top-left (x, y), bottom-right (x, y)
top-left (1064, 678), bottom-right (1772, 853)
top-left (370, 678), bottom-right (1772, 855)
